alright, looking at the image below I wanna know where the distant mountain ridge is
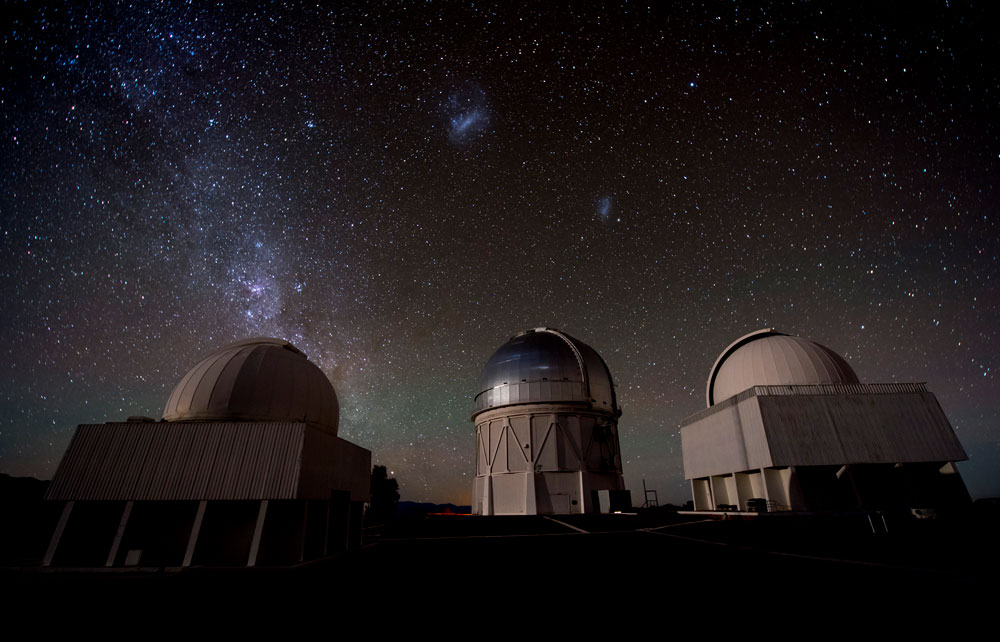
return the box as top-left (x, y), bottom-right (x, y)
top-left (397, 501), bottom-right (472, 516)
top-left (0, 474), bottom-right (48, 501)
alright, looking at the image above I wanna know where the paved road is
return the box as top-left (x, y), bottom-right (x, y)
top-left (5, 512), bottom-right (993, 618)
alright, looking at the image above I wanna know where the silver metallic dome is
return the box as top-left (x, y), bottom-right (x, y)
top-left (707, 329), bottom-right (859, 407)
top-left (163, 338), bottom-right (339, 435)
top-left (474, 328), bottom-right (618, 416)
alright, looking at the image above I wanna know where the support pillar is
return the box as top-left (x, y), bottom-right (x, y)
top-left (734, 472), bottom-right (753, 511)
top-left (247, 499), bottom-right (268, 567)
top-left (692, 479), bottom-right (713, 511)
top-left (182, 500), bottom-right (207, 568)
top-left (342, 497), bottom-right (350, 552)
top-left (759, 468), bottom-right (771, 503)
top-left (524, 472), bottom-right (537, 515)
top-left (482, 476), bottom-right (493, 516)
top-left (838, 464), bottom-right (865, 510)
top-left (42, 501), bottom-right (74, 567)
top-left (298, 501), bottom-right (310, 563)
top-left (105, 500), bottom-right (134, 567)
top-left (709, 476), bottom-right (728, 509)
top-left (322, 499), bottom-right (331, 557)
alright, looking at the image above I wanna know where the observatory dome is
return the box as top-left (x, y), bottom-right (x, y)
top-left (162, 338), bottom-right (339, 435)
top-left (474, 327), bottom-right (618, 416)
top-left (707, 329), bottom-right (859, 407)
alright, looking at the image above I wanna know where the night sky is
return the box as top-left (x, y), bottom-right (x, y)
top-left (2, 2), bottom-right (998, 505)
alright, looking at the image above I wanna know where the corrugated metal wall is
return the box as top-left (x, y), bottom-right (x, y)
top-left (761, 391), bottom-right (967, 466)
top-left (681, 385), bottom-right (967, 480)
top-left (45, 423), bottom-right (306, 500)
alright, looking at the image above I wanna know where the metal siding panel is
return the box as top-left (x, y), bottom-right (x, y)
top-left (285, 425), bottom-right (305, 498)
top-left (214, 423), bottom-right (244, 499)
top-left (235, 422), bottom-right (258, 499)
top-left (270, 423), bottom-right (297, 497)
top-left (85, 425), bottom-right (117, 499)
top-left (736, 397), bottom-right (771, 469)
top-left (247, 423), bottom-right (270, 498)
top-left (149, 424), bottom-right (192, 500)
top-left (45, 424), bottom-right (90, 499)
top-left (197, 423), bottom-right (231, 499)
top-left (94, 424), bottom-right (130, 499)
top-left (759, 396), bottom-right (846, 466)
top-left (45, 422), bottom-right (348, 501)
top-left (262, 424), bottom-right (285, 497)
top-left (134, 424), bottom-right (171, 499)
top-left (142, 425), bottom-right (168, 500)
top-left (150, 424), bottom-right (180, 499)
top-left (173, 425), bottom-right (201, 499)
top-left (245, 422), bottom-right (272, 498)
top-left (130, 427), bottom-right (157, 500)
top-left (681, 401), bottom-right (752, 479)
top-left (185, 425), bottom-right (220, 498)
top-left (195, 424), bottom-right (226, 499)
top-left (759, 392), bottom-right (967, 465)
top-left (294, 428), bottom-right (312, 497)
top-left (70, 425), bottom-right (103, 499)
top-left (111, 424), bottom-right (140, 498)
top-left (56, 425), bottom-right (97, 498)
top-left (265, 424), bottom-right (288, 497)
top-left (103, 424), bottom-right (134, 499)
top-left (230, 423), bottom-right (251, 499)
top-left (241, 423), bottom-right (262, 498)
top-left (830, 396), bottom-right (896, 461)
top-left (122, 424), bottom-right (156, 499)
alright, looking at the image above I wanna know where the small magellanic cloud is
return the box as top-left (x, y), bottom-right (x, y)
top-left (597, 195), bottom-right (613, 220)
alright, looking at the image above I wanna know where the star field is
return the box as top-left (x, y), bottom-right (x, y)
top-left (2, 2), bottom-right (998, 504)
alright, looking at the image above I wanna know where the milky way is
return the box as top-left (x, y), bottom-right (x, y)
top-left (2, 2), bottom-right (998, 504)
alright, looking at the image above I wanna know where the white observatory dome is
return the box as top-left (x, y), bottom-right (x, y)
top-left (707, 329), bottom-right (859, 407)
top-left (162, 338), bottom-right (339, 435)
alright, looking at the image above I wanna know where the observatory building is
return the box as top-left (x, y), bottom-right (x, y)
top-left (41, 338), bottom-right (370, 567)
top-left (472, 328), bottom-right (630, 515)
top-left (681, 329), bottom-right (970, 513)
